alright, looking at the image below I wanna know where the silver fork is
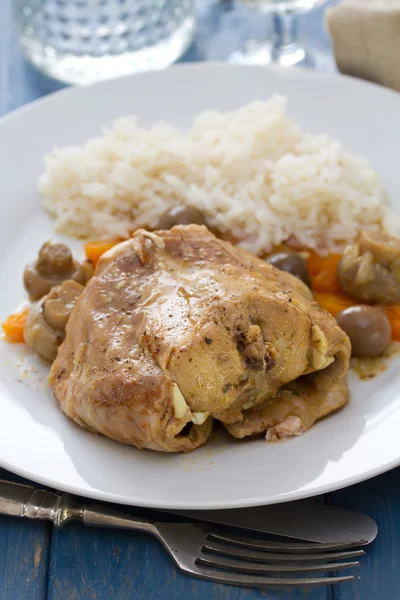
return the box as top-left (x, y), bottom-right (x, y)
top-left (0, 480), bottom-right (366, 588)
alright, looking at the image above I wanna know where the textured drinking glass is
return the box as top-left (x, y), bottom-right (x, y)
top-left (229, 0), bottom-right (330, 70)
top-left (14, 0), bottom-right (196, 85)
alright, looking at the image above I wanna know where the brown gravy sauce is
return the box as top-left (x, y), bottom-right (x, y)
top-left (351, 342), bottom-right (400, 380)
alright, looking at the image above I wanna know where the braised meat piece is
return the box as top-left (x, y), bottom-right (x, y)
top-left (49, 225), bottom-right (350, 453)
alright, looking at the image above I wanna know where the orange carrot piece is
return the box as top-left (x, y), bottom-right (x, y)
top-left (306, 250), bottom-right (325, 277)
top-left (313, 292), bottom-right (357, 317)
top-left (311, 254), bottom-right (342, 294)
top-left (385, 306), bottom-right (400, 321)
top-left (2, 308), bottom-right (30, 343)
top-left (388, 319), bottom-right (400, 342)
top-left (84, 240), bottom-right (121, 268)
top-left (385, 306), bottom-right (400, 342)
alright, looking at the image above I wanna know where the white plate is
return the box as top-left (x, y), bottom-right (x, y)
top-left (1, 63), bottom-right (400, 510)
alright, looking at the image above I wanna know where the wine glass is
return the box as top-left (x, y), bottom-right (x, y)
top-left (228, 0), bottom-right (331, 70)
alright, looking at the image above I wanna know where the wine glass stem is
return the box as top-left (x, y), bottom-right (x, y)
top-left (271, 12), bottom-right (300, 60)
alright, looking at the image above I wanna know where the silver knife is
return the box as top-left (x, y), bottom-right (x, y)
top-left (0, 479), bottom-right (377, 545)
top-left (165, 499), bottom-right (378, 545)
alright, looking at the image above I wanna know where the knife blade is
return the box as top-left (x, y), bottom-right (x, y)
top-left (163, 499), bottom-right (378, 545)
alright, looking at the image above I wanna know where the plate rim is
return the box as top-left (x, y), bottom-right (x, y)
top-left (2, 60), bottom-right (400, 129)
top-left (1, 442), bottom-right (399, 510)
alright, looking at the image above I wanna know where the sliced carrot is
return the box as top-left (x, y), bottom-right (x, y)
top-left (388, 320), bottom-right (400, 342)
top-left (306, 250), bottom-right (325, 277)
top-left (313, 292), bottom-right (357, 317)
top-left (385, 306), bottom-right (400, 342)
top-left (2, 308), bottom-right (30, 343)
top-left (84, 239), bottom-right (122, 268)
top-left (310, 254), bottom-right (342, 294)
top-left (384, 305), bottom-right (400, 321)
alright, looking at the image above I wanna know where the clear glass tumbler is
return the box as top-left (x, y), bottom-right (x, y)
top-left (229, 0), bottom-right (330, 70)
top-left (14, 0), bottom-right (196, 86)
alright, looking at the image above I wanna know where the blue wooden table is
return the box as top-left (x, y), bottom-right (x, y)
top-left (1, 1), bottom-right (400, 598)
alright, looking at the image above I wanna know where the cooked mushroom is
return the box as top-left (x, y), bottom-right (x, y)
top-left (24, 242), bottom-right (93, 301)
top-left (156, 206), bottom-right (206, 230)
top-left (336, 305), bottom-right (392, 357)
top-left (266, 252), bottom-right (311, 287)
top-left (24, 280), bottom-right (84, 362)
top-left (43, 280), bottom-right (84, 332)
top-left (337, 231), bottom-right (400, 304)
top-left (24, 302), bottom-right (62, 362)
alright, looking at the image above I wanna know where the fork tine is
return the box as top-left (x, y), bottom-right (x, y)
top-left (207, 531), bottom-right (368, 553)
top-left (202, 542), bottom-right (365, 563)
top-left (196, 555), bottom-right (360, 574)
top-left (191, 567), bottom-right (354, 588)
top-left (155, 522), bottom-right (361, 589)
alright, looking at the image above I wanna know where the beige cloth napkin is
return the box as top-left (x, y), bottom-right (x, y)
top-left (326, 0), bottom-right (400, 91)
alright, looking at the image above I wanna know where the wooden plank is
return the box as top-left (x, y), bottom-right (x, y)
top-left (47, 519), bottom-right (332, 600)
top-left (0, 469), bottom-right (51, 600)
top-left (329, 468), bottom-right (400, 600)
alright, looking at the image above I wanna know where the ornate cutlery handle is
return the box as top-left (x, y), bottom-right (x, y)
top-left (0, 479), bottom-right (156, 534)
top-left (0, 479), bottom-right (83, 526)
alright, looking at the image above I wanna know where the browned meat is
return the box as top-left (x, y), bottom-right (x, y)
top-left (226, 355), bottom-right (349, 440)
top-left (49, 225), bottom-right (351, 453)
top-left (338, 231), bottom-right (400, 304)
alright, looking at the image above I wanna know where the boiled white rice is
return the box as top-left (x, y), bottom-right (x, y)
top-left (39, 96), bottom-right (400, 255)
